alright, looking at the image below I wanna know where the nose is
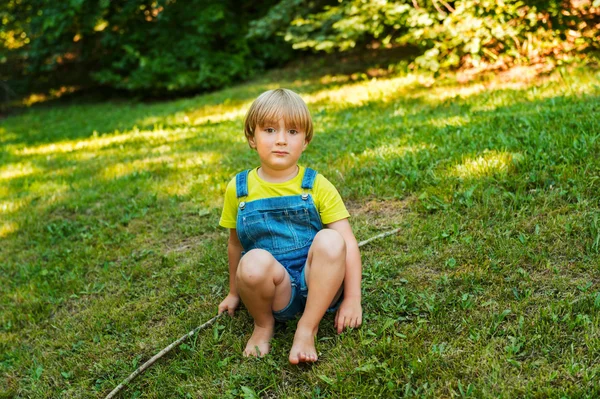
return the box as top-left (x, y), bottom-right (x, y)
top-left (275, 131), bottom-right (287, 145)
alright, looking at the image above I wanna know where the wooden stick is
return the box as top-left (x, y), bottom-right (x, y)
top-left (105, 227), bottom-right (400, 398)
top-left (105, 313), bottom-right (223, 399)
top-left (357, 227), bottom-right (401, 248)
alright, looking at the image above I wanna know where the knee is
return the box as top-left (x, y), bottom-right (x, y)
top-left (312, 229), bottom-right (346, 259)
top-left (236, 249), bottom-right (274, 287)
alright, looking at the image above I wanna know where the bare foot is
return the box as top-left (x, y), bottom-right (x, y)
top-left (289, 325), bottom-right (318, 364)
top-left (243, 322), bottom-right (274, 357)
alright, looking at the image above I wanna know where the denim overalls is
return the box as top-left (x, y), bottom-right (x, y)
top-left (235, 168), bottom-right (340, 321)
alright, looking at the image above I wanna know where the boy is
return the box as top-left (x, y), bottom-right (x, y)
top-left (218, 88), bottom-right (362, 364)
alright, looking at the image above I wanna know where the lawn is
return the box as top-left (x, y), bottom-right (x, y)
top-left (1, 61), bottom-right (600, 398)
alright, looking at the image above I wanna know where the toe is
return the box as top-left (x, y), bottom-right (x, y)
top-left (244, 346), bottom-right (258, 358)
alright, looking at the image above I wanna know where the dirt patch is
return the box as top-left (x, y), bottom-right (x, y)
top-left (402, 262), bottom-right (445, 287)
top-left (162, 231), bottom-right (223, 255)
top-left (346, 197), bottom-right (415, 226)
top-left (456, 62), bottom-right (555, 84)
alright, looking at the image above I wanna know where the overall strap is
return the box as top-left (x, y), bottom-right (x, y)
top-left (235, 170), bottom-right (250, 198)
top-left (301, 168), bottom-right (318, 190)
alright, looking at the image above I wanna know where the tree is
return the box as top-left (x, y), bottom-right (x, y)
top-left (249, 0), bottom-right (600, 71)
top-left (0, 0), bottom-right (291, 97)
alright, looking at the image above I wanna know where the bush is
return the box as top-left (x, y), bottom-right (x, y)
top-left (0, 0), bottom-right (291, 97)
top-left (250, 0), bottom-right (600, 71)
top-left (2, 0), bottom-right (598, 100)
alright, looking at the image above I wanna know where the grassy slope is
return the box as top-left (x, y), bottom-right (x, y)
top-left (1, 62), bottom-right (600, 398)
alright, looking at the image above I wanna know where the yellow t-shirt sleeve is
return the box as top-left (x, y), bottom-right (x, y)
top-left (219, 178), bottom-right (238, 229)
top-left (314, 174), bottom-right (350, 225)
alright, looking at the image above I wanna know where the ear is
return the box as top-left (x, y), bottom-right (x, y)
top-left (248, 137), bottom-right (256, 149)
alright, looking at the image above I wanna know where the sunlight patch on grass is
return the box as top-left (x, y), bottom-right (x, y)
top-left (131, 74), bottom-right (430, 129)
top-left (319, 74), bottom-right (355, 85)
top-left (101, 152), bottom-right (221, 181)
top-left (16, 128), bottom-right (195, 156)
top-left (102, 156), bottom-right (174, 180)
top-left (159, 173), bottom-right (210, 196)
top-left (192, 108), bottom-right (247, 126)
top-left (19, 86), bottom-right (79, 107)
top-left (152, 155), bottom-right (223, 196)
top-left (360, 142), bottom-right (432, 160)
top-left (383, 70), bottom-right (600, 113)
top-left (0, 162), bottom-right (39, 181)
top-left (427, 71), bottom-right (599, 112)
top-left (27, 181), bottom-right (69, 202)
top-left (1, 200), bottom-right (26, 215)
top-left (304, 74), bottom-right (421, 107)
top-left (175, 153), bottom-right (222, 170)
top-left (429, 115), bottom-right (470, 128)
top-left (0, 221), bottom-right (18, 238)
top-left (430, 81), bottom-right (532, 102)
top-left (0, 127), bottom-right (17, 144)
top-left (138, 74), bottom-right (423, 128)
top-left (452, 151), bottom-right (523, 178)
top-left (138, 105), bottom-right (249, 128)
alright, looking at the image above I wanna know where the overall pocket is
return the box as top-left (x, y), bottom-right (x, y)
top-left (242, 206), bottom-right (312, 255)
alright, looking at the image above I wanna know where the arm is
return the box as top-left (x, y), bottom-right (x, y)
top-left (326, 218), bottom-right (363, 333)
top-left (218, 229), bottom-right (243, 316)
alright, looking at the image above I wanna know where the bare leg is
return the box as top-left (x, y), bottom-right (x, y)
top-left (289, 229), bottom-right (346, 364)
top-left (236, 249), bottom-right (291, 357)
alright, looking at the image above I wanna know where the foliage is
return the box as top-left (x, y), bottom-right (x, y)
top-left (250, 0), bottom-right (600, 71)
top-left (0, 0), bottom-right (291, 96)
top-left (2, 0), bottom-right (598, 98)
top-left (1, 61), bottom-right (600, 397)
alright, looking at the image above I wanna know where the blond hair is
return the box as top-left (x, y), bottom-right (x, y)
top-left (244, 89), bottom-right (313, 146)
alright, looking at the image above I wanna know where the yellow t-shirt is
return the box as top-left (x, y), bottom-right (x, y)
top-left (219, 166), bottom-right (350, 229)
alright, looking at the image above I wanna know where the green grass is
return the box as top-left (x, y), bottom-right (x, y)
top-left (1, 62), bottom-right (600, 398)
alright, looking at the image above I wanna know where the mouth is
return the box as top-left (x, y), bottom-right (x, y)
top-left (272, 151), bottom-right (289, 155)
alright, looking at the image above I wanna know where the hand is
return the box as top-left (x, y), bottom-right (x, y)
top-left (334, 296), bottom-right (362, 334)
top-left (218, 292), bottom-right (240, 316)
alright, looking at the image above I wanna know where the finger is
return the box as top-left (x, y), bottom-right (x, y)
top-left (336, 315), bottom-right (343, 333)
top-left (349, 318), bottom-right (356, 329)
top-left (337, 317), bottom-right (346, 334)
top-left (228, 307), bottom-right (235, 316)
top-left (344, 317), bottom-right (351, 330)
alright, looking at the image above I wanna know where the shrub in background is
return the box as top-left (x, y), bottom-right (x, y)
top-left (0, 0), bottom-right (291, 98)
top-left (250, 0), bottom-right (600, 71)
top-left (1, 0), bottom-right (598, 101)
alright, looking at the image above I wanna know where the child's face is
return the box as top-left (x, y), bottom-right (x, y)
top-left (249, 118), bottom-right (308, 173)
